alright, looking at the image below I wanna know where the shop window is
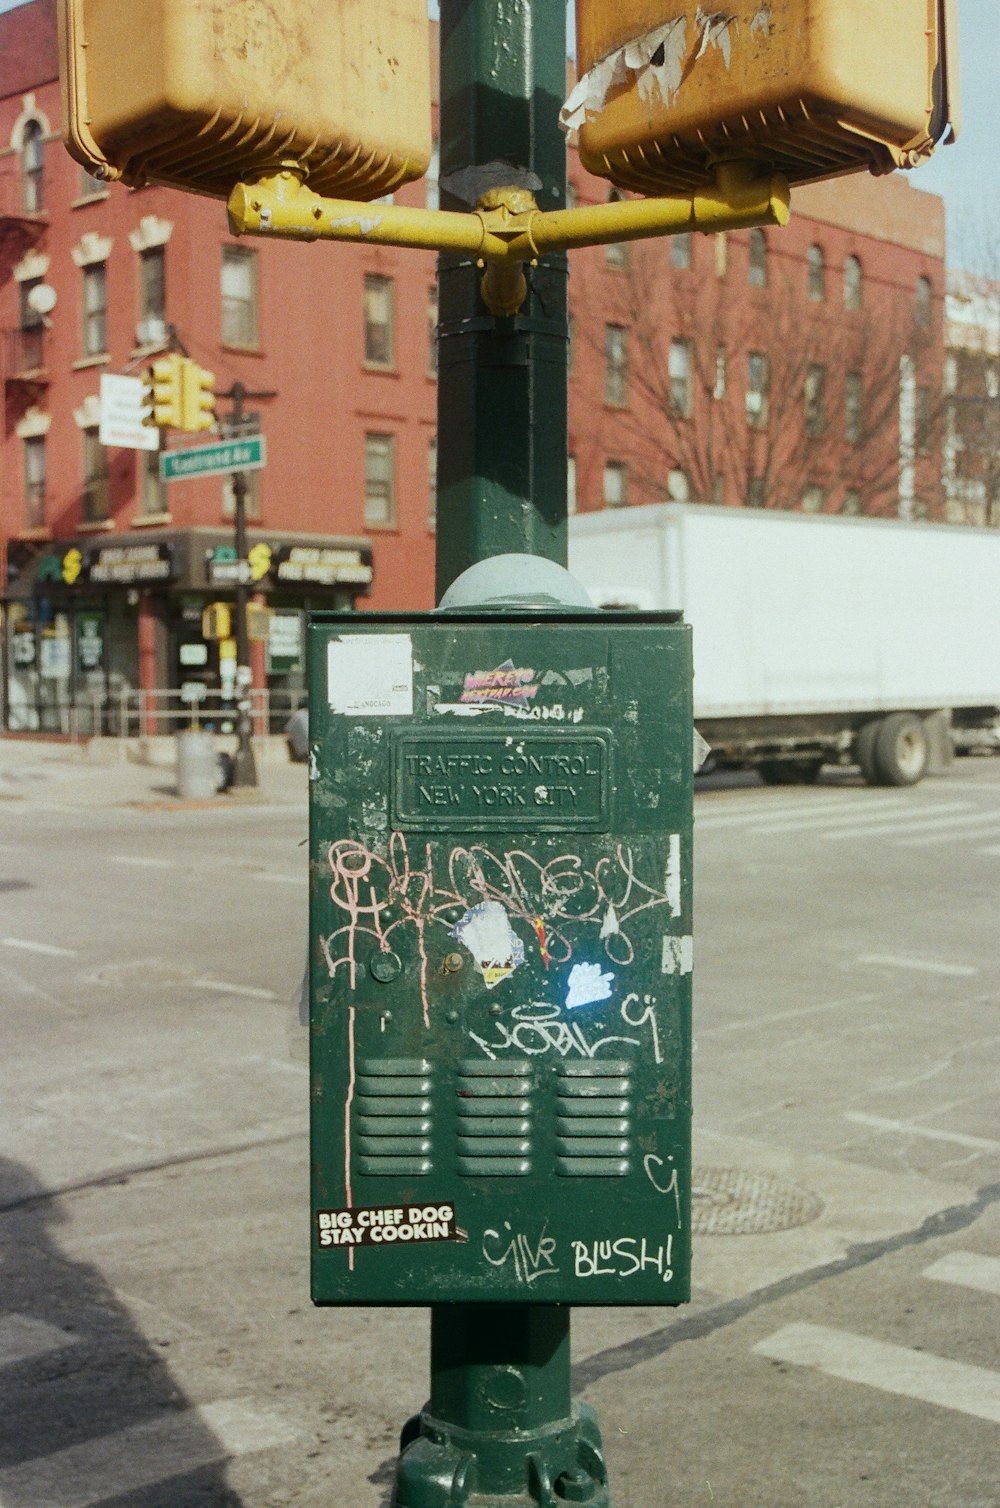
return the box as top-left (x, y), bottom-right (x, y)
top-left (746, 352), bottom-right (770, 427)
top-left (364, 432), bottom-right (396, 527)
top-left (748, 228), bottom-right (768, 288)
top-left (222, 469), bottom-right (261, 520)
top-left (83, 428), bottom-right (109, 521)
top-left (23, 435), bottom-right (46, 529)
top-left (21, 119), bottom-right (44, 213)
top-left (843, 254), bottom-right (862, 311)
top-left (605, 324), bottom-right (629, 407)
top-left (363, 274), bottom-right (395, 368)
top-left (603, 461), bottom-right (628, 508)
top-left (221, 246), bottom-right (258, 348)
top-left (669, 338), bottom-right (692, 417)
top-left (807, 245), bottom-right (826, 301)
top-left (82, 263), bottom-right (107, 357)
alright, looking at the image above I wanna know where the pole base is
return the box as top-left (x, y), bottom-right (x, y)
top-left (393, 1401), bottom-right (609, 1507)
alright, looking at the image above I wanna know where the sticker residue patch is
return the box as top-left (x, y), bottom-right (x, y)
top-left (327, 634), bottom-right (413, 717)
top-left (451, 900), bottom-right (525, 988)
top-left (317, 1203), bottom-right (460, 1248)
top-left (662, 935), bottom-right (694, 976)
top-left (565, 961), bottom-right (615, 1009)
top-left (460, 661), bottom-right (539, 711)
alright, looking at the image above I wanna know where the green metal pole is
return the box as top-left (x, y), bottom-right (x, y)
top-left (393, 5), bottom-right (609, 1505)
top-left (434, 0), bottom-right (570, 602)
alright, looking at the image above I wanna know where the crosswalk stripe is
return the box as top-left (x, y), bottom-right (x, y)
top-left (109, 855), bottom-right (173, 869)
top-left (923, 1251), bottom-right (1000, 1298)
top-left (844, 1112), bottom-right (1000, 1153)
top-left (894, 814), bottom-right (1000, 847)
top-left (1, 937), bottom-right (78, 958)
top-left (0, 1399), bottom-right (297, 1508)
top-left (753, 1323), bottom-right (1000, 1424)
top-left (695, 795), bottom-right (921, 830)
top-left (193, 977), bottom-right (279, 1000)
top-left (854, 952), bottom-right (977, 977)
top-left (0, 1315), bottom-right (78, 1370)
top-left (759, 802), bottom-right (967, 838)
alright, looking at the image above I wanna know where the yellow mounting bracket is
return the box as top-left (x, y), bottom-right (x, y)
top-left (227, 163), bottom-right (790, 317)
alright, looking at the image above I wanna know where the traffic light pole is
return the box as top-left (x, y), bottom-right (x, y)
top-left (393, 4), bottom-right (609, 1504)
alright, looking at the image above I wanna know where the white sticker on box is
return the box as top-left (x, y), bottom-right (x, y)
top-left (327, 634), bottom-right (413, 716)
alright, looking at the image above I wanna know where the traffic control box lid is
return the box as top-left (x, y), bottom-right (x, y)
top-left (58, 0), bottom-right (432, 201)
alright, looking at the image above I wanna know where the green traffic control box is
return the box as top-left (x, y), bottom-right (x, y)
top-left (308, 610), bottom-right (692, 1306)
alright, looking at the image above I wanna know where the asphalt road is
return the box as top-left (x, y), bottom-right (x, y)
top-left (1, 753), bottom-right (998, 1507)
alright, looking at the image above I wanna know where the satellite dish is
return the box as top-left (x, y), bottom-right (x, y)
top-left (26, 282), bottom-right (57, 315)
top-left (135, 315), bottom-right (168, 347)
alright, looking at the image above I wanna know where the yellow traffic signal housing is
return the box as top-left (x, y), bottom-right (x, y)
top-left (570, 0), bottom-right (960, 195)
top-left (58, 0), bottom-right (431, 202)
top-left (246, 604), bottom-right (271, 643)
top-left (149, 353), bottom-right (183, 430)
top-left (202, 602), bottom-right (232, 642)
top-left (180, 362), bottom-right (216, 433)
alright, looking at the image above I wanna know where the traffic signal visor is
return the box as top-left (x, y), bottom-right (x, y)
top-left (149, 353), bottom-right (183, 430)
top-left (569, 0), bottom-right (960, 195)
top-left (58, 0), bottom-right (431, 201)
top-left (180, 362), bottom-right (216, 434)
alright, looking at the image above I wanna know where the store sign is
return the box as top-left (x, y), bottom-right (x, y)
top-left (267, 609), bottom-right (304, 673)
top-left (86, 543), bottom-right (176, 585)
top-left (272, 544), bottom-right (373, 587)
top-left (77, 613), bottom-right (104, 673)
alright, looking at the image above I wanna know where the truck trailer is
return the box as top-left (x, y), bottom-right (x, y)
top-left (568, 503), bottom-right (1000, 785)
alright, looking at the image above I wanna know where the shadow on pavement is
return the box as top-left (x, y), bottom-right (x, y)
top-left (0, 1157), bottom-right (246, 1507)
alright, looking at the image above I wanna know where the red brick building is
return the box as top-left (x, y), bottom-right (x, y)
top-left (1, 0), bottom-right (948, 734)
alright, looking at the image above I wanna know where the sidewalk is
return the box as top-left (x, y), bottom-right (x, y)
top-left (0, 735), bottom-right (309, 810)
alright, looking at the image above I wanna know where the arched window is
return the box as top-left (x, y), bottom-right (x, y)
top-left (843, 254), bottom-right (862, 311)
top-left (807, 245), bottom-right (825, 301)
top-left (915, 275), bottom-right (933, 327)
top-left (748, 228), bottom-right (767, 288)
top-left (21, 120), bottom-right (44, 213)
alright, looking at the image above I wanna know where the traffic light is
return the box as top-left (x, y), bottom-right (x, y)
top-left (180, 361), bottom-right (216, 433)
top-left (570, 0), bottom-right (960, 195)
top-left (58, 0), bottom-right (431, 202)
top-left (246, 604), bottom-right (272, 642)
top-left (149, 353), bottom-right (183, 429)
top-left (202, 602), bottom-right (232, 641)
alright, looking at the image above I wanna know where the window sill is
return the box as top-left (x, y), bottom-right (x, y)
top-left (132, 512), bottom-right (172, 528)
top-left (72, 353), bottom-right (111, 371)
top-left (363, 363), bottom-right (399, 376)
top-left (13, 527), bottom-right (52, 543)
top-left (363, 521), bottom-right (399, 533)
top-left (78, 518), bottom-right (115, 533)
top-left (220, 343), bottom-right (263, 357)
top-left (71, 192), bottom-right (109, 208)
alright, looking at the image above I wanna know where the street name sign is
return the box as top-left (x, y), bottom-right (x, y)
top-left (161, 434), bottom-right (266, 482)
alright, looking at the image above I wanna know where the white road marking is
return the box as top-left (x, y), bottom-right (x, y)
top-left (845, 1112), bottom-right (1000, 1153)
top-left (695, 795), bottom-right (920, 830)
top-left (923, 1251), bottom-right (1000, 1298)
top-left (822, 809), bottom-right (1000, 843)
top-left (258, 872), bottom-right (304, 884)
top-left (854, 952), bottom-right (977, 977)
top-left (0, 1315), bottom-right (78, 1370)
top-left (109, 855), bottom-right (173, 869)
top-left (0, 1398), bottom-right (297, 1508)
top-left (193, 978), bottom-right (279, 1001)
top-left (752, 802), bottom-right (969, 836)
top-left (696, 992), bottom-right (878, 1038)
top-left (754, 1323), bottom-right (1000, 1424)
top-left (1, 937), bottom-right (78, 958)
top-left (895, 815), bottom-right (1000, 847)
top-left (979, 845), bottom-right (1000, 856)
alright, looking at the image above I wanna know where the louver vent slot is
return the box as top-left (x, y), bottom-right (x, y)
top-left (354, 1058), bottom-right (433, 1177)
top-left (556, 1061), bottom-right (632, 1177)
top-left (456, 1060), bottom-right (534, 1176)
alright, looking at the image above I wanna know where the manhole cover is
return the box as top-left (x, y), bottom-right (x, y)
top-left (691, 1166), bottom-right (824, 1236)
top-left (92, 959), bottom-right (193, 988)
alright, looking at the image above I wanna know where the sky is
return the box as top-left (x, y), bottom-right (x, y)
top-left (4, 0), bottom-right (994, 263)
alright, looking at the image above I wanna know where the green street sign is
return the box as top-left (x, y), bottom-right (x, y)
top-left (160, 434), bottom-right (266, 482)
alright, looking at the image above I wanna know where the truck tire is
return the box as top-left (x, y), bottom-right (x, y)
top-left (854, 720), bottom-right (882, 784)
top-left (874, 713), bottom-right (928, 786)
top-left (758, 757), bottom-right (824, 784)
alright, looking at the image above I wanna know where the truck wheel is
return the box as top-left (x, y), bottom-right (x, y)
top-left (854, 720), bottom-right (882, 784)
top-left (758, 757), bottom-right (823, 784)
top-left (874, 713), bottom-right (928, 786)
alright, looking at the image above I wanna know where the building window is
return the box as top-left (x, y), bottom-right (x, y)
top-left (746, 352), bottom-right (769, 427)
top-left (79, 164), bottom-right (105, 200)
top-left (605, 191), bottom-right (629, 268)
top-left (82, 263), bottom-right (107, 357)
top-left (748, 228), bottom-right (768, 288)
top-left (567, 455), bottom-right (577, 514)
top-left (669, 338), bottom-right (692, 416)
top-left (21, 120), bottom-right (44, 214)
top-left (23, 435), bottom-right (46, 529)
top-left (363, 274), bottom-right (395, 368)
top-left (916, 385), bottom-right (933, 454)
top-left (427, 434), bottom-right (437, 530)
top-left (747, 475), bottom-right (767, 508)
top-left (222, 469), bottom-right (261, 520)
top-left (19, 279), bottom-right (45, 370)
top-left (427, 284), bottom-right (438, 376)
top-left (801, 483), bottom-right (825, 513)
top-left (671, 233), bottom-right (692, 271)
top-left (807, 245), bottom-right (825, 301)
top-left (843, 254), bottom-right (862, 311)
top-left (425, 140), bottom-right (439, 211)
top-left (667, 468), bottom-right (689, 502)
top-left (140, 449), bottom-right (167, 517)
top-left (804, 363), bottom-right (826, 437)
top-left (711, 474), bottom-right (725, 505)
top-left (714, 345), bottom-right (727, 400)
top-left (605, 324), bottom-right (629, 407)
top-left (715, 232), bottom-right (728, 279)
top-left (221, 247), bottom-right (258, 348)
top-left (845, 370), bottom-right (863, 443)
top-left (915, 274), bottom-right (932, 328)
top-left (841, 488), bottom-right (862, 515)
top-left (364, 432), bottom-right (396, 526)
top-left (603, 461), bottom-right (628, 508)
top-left (139, 246), bottom-right (165, 326)
top-left (82, 428), bottom-right (109, 522)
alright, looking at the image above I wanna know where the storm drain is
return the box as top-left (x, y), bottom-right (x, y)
top-left (691, 1166), bottom-right (824, 1236)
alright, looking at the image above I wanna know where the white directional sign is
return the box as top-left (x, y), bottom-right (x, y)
top-left (99, 373), bottom-right (159, 451)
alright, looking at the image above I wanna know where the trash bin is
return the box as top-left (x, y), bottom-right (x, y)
top-left (176, 730), bottom-right (219, 799)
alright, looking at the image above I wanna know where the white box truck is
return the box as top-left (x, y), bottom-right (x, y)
top-left (568, 503), bottom-right (1000, 785)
